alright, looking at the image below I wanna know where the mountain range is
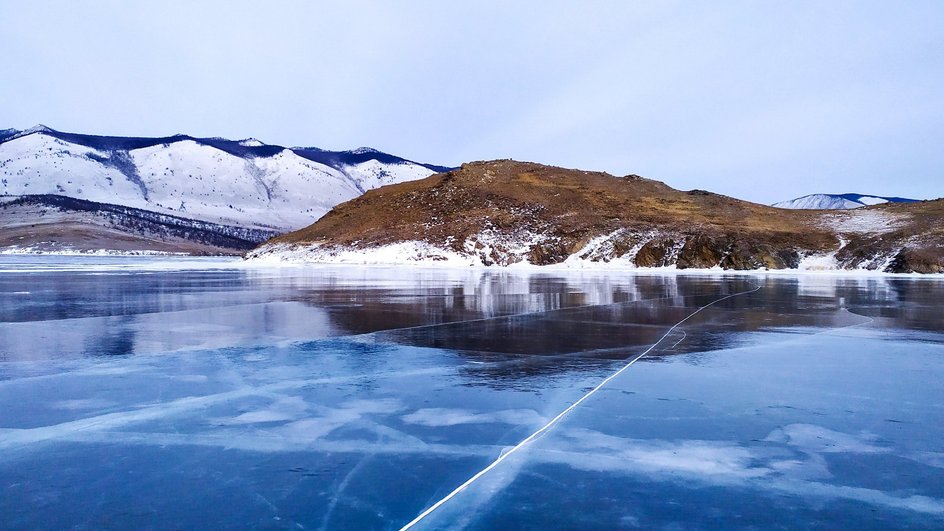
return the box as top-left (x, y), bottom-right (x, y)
top-left (0, 125), bottom-right (448, 253)
top-left (2, 127), bottom-right (941, 272)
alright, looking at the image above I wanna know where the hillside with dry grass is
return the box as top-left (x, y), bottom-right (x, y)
top-left (253, 160), bottom-right (943, 273)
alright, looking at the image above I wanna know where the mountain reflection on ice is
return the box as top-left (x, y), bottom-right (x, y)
top-left (0, 256), bottom-right (942, 529)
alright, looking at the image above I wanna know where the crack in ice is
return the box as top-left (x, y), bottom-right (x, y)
top-left (399, 282), bottom-right (764, 530)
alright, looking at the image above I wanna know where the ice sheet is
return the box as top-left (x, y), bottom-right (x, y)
top-left (1, 257), bottom-right (942, 529)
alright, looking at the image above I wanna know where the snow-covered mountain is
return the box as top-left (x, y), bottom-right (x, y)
top-left (773, 193), bottom-right (917, 210)
top-left (0, 125), bottom-right (450, 232)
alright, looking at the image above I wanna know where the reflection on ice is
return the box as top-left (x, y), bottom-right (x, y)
top-left (764, 423), bottom-right (889, 454)
top-left (3, 259), bottom-right (943, 363)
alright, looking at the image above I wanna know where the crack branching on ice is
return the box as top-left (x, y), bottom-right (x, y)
top-left (399, 281), bottom-right (764, 530)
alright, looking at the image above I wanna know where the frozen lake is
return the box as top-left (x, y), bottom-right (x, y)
top-left (1, 256), bottom-right (943, 529)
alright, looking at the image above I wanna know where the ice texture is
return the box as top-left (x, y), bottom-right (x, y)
top-left (0, 256), bottom-right (942, 529)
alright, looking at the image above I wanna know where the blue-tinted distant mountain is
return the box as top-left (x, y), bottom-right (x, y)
top-left (16, 128), bottom-right (452, 175)
top-left (0, 125), bottom-right (453, 232)
top-left (773, 193), bottom-right (918, 210)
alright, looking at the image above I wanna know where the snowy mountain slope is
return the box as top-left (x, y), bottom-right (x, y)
top-left (0, 125), bottom-right (449, 231)
top-left (773, 193), bottom-right (918, 210)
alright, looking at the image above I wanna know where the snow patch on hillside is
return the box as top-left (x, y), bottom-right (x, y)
top-left (563, 229), bottom-right (652, 267)
top-left (248, 230), bottom-right (672, 270)
top-left (247, 242), bottom-right (478, 266)
top-left (248, 240), bottom-right (933, 276)
top-left (797, 237), bottom-right (845, 271)
top-left (343, 159), bottom-right (435, 192)
top-left (819, 210), bottom-right (905, 235)
top-left (249, 149), bottom-right (362, 224)
top-left (857, 196), bottom-right (888, 206)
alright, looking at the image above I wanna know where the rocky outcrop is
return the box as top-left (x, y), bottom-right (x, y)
top-left (634, 238), bottom-right (678, 268)
top-left (720, 241), bottom-right (800, 270)
top-left (886, 248), bottom-right (944, 274)
top-left (676, 235), bottom-right (725, 269)
top-left (528, 242), bottom-right (572, 266)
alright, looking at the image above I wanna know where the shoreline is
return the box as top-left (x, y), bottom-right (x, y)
top-left (241, 259), bottom-right (944, 278)
top-left (2, 251), bottom-right (942, 278)
top-left (242, 243), bottom-right (944, 278)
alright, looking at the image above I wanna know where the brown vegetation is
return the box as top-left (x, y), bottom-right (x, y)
top-left (267, 160), bottom-right (944, 273)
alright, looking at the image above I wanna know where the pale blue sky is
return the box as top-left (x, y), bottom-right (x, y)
top-left (1, 1), bottom-right (941, 203)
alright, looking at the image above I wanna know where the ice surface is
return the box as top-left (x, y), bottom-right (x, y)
top-left (0, 257), bottom-right (942, 529)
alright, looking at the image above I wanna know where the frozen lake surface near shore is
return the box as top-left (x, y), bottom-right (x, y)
top-left (1, 256), bottom-right (942, 529)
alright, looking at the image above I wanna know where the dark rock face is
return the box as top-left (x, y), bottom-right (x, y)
top-left (720, 241), bottom-right (759, 270)
top-left (611, 235), bottom-right (643, 258)
top-left (886, 248), bottom-right (944, 274)
top-left (776, 248), bottom-right (802, 269)
top-left (634, 238), bottom-right (677, 267)
top-left (677, 235), bottom-right (725, 269)
top-left (485, 244), bottom-right (523, 266)
top-left (720, 241), bottom-right (799, 270)
top-left (528, 242), bottom-right (571, 265)
top-left (836, 235), bottom-right (889, 270)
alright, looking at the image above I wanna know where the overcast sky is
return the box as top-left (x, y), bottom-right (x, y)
top-left (1, 1), bottom-right (941, 203)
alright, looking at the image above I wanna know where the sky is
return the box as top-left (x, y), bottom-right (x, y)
top-left (0, 0), bottom-right (941, 204)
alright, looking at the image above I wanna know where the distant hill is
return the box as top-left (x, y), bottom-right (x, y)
top-left (0, 125), bottom-right (451, 253)
top-left (0, 195), bottom-right (276, 255)
top-left (773, 193), bottom-right (918, 210)
top-left (250, 160), bottom-right (944, 274)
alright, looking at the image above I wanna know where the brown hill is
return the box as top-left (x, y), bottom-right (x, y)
top-left (255, 160), bottom-right (943, 273)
